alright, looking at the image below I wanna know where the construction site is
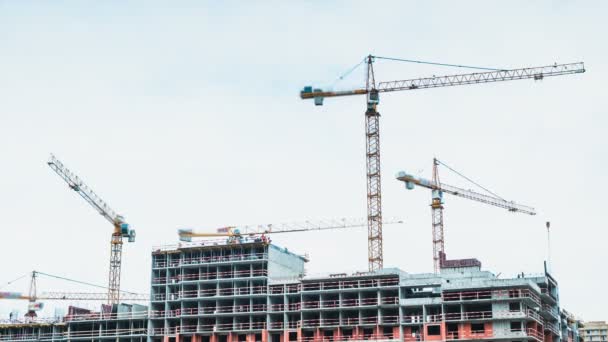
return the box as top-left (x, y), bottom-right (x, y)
top-left (0, 52), bottom-right (588, 342)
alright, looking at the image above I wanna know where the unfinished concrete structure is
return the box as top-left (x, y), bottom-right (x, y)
top-left (146, 239), bottom-right (570, 342)
top-left (0, 240), bottom-right (579, 342)
top-left (0, 303), bottom-right (148, 341)
top-left (149, 240), bottom-right (307, 340)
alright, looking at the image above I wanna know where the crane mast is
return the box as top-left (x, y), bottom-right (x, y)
top-left (23, 271), bottom-right (38, 318)
top-left (47, 154), bottom-right (136, 305)
top-left (301, 56), bottom-right (583, 271)
top-left (430, 159), bottom-right (445, 274)
top-left (365, 56), bottom-right (384, 271)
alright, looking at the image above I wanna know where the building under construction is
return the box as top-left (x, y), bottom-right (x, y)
top-left (0, 56), bottom-right (587, 342)
top-left (0, 238), bottom-right (580, 342)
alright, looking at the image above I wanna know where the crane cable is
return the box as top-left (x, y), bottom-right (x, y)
top-left (35, 271), bottom-right (142, 295)
top-left (373, 55), bottom-right (503, 71)
top-left (330, 57), bottom-right (367, 87)
top-left (0, 273), bottom-right (29, 290)
top-left (329, 55), bottom-right (504, 89)
top-left (435, 159), bottom-right (505, 200)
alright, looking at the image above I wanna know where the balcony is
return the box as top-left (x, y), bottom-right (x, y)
top-left (301, 318), bottom-right (321, 328)
top-left (268, 321), bottom-right (284, 330)
top-left (444, 311), bottom-right (493, 321)
top-left (446, 328), bottom-right (544, 342)
top-left (287, 303), bottom-right (301, 311)
top-left (381, 297), bottom-right (399, 305)
top-left (176, 269), bottom-right (268, 283)
top-left (442, 289), bottom-right (541, 306)
top-left (64, 310), bottom-right (148, 322)
top-left (269, 303), bottom-right (285, 312)
top-left (542, 304), bottom-right (559, 319)
top-left (381, 315), bottom-right (400, 324)
top-left (342, 317), bottom-right (360, 326)
top-left (402, 315), bottom-right (424, 324)
top-left (286, 321), bottom-right (300, 329)
top-left (300, 336), bottom-right (401, 342)
top-left (544, 321), bottom-right (561, 335)
top-left (300, 297), bottom-right (380, 310)
top-left (300, 278), bottom-right (399, 292)
top-left (446, 330), bottom-right (493, 340)
top-left (153, 253), bottom-right (268, 268)
top-left (361, 316), bottom-right (379, 325)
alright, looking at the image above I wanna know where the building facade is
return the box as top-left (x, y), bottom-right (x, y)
top-left (0, 240), bottom-right (580, 342)
top-left (580, 321), bottom-right (608, 342)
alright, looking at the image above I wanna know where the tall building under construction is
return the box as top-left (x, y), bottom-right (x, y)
top-left (0, 238), bottom-right (580, 342)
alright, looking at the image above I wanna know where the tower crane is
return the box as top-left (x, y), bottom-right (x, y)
top-left (301, 55), bottom-right (584, 271)
top-left (178, 217), bottom-right (403, 242)
top-left (0, 271), bottom-right (148, 320)
top-left (396, 158), bottom-right (536, 273)
top-left (47, 154), bottom-right (136, 305)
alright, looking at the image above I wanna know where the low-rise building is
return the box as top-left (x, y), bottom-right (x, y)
top-left (580, 321), bottom-right (608, 342)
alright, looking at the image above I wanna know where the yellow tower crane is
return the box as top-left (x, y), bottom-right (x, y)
top-left (47, 154), bottom-right (136, 305)
top-left (178, 217), bottom-right (403, 243)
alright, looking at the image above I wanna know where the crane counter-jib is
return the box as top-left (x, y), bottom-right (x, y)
top-left (0, 292), bottom-right (29, 300)
top-left (300, 87), bottom-right (367, 99)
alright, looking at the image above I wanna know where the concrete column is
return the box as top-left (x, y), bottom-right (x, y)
top-left (313, 328), bottom-right (322, 342)
top-left (393, 326), bottom-right (400, 340)
top-left (460, 323), bottom-right (471, 339)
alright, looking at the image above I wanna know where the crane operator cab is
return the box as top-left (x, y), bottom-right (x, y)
top-left (119, 222), bottom-right (136, 243)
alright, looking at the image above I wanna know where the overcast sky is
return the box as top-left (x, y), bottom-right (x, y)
top-left (0, 1), bottom-right (605, 321)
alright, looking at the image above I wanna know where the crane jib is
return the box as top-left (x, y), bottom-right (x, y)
top-left (396, 172), bottom-right (536, 216)
top-left (377, 62), bottom-right (584, 92)
top-left (300, 62), bottom-right (584, 100)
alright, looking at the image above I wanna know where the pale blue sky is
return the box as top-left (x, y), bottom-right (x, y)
top-left (0, 1), bottom-right (606, 320)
